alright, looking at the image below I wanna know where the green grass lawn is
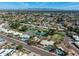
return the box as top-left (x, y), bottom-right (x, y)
top-left (51, 32), bottom-right (64, 43)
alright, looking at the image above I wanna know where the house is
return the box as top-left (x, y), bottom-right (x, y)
top-left (0, 49), bottom-right (15, 56)
top-left (44, 45), bottom-right (55, 52)
top-left (74, 42), bottom-right (79, 46)
top-left (34, 37), bottom-right (40, 42)
top-left (55, 48), bottom-right (66, 56)
top-left (20, 34), bottom-right (30, 42)
top-left (40, 40), bottom-right (54, 47)
top-left (73, 35), bottom-right (79, 41)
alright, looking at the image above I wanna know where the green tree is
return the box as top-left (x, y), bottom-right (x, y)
top-left (9, 20), bottom-right (20, 29)
top-left (27, 36), bottom-right (37, 45)
top-left (67, 26), bottom-right (73, 31)
top-left (48, 29), bottom-right (55, 35)
top-left (18, 25), bottom-right (28, 32)
top-left (16, 45), bottom-right (23, 51)
top-left (52, 34), bottom-right (64, 43)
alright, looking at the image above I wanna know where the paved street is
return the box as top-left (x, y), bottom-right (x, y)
top-left (64, 34), bottom-right (79, 55)
top-left (0, 23), bottom-right (56, 56)
top-left (0, 34), bottom-right (56, 56)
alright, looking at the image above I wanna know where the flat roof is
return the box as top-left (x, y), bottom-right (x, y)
top-left (73, 35), bottom-right (79, 41)
top-left (0, 49), bottom-right (15, 56)
top-left (74, 42), bottom-right (79, 46)
top-left (40, 40), bottom-right (54, 46)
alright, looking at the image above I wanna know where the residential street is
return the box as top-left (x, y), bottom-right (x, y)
top-left (0, 34), bottom-right (56, 56)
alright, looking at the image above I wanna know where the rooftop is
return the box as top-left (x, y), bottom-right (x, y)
top-left (0, 49), bottom-right (15, 56)
top-left (40, 40), bottom-right (54, 46)
top-left (73, 35), bottom-right (79, 41)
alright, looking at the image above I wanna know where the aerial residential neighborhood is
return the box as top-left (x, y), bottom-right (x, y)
top-left (0, 2), bottom-right (79, 56)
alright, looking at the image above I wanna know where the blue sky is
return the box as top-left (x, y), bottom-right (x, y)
top-left (0, 2), bottom-right (79, 10)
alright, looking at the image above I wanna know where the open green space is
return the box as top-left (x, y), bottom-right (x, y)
top-left (51, 32), bottom-right (64, 43)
